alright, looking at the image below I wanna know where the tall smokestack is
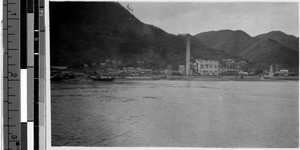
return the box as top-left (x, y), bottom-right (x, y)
top-left (186, 35), bottom-right (190, 75)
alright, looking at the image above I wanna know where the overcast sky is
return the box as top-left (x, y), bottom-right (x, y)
top-left (120, 2), bottom-right (299, 37)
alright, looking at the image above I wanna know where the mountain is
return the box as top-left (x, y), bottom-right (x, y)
top-left (50, 2), bottom-right (298, 72)
top-left (256, 31), bottom-right (299, 51)
top-left (50, 2), bottom-right (233, 70)
top-left (240, 40), bottom-right (298, 70)
top-left (194, 30), bottom-right (254, 54)
top-left (195, 30), bottom-right (299, 71)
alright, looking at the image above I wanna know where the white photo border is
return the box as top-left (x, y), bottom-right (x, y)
top-left (44, 0), bottom-right (300, 150)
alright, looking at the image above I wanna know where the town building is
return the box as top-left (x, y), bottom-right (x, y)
top-left (83, 64), bottom-right (89, 69)
top-left (279, 69), bottom-right (289, 76)
top-left (239, 71), bottom-right (249, 76)
top-left (166, 65), bottom-right (172, 76)
top-left (218, 59), bottom-right (239, 73)
top-left (269, 66), bottom-right (274, 76)
top-left (194, 59), bottom-right (220, 75)
top-left (179, 65), bottom-right (185, 74)
top-left (51, 66), bottom-right (67, 70)
top-left (226, 59), bottom-right (236, 69)
top-left (280, 69), bottom-right (289, 73)
top-left (100, 63), bottom-right (106, 66)
top-left (237, 60), bottom-right (247, 71)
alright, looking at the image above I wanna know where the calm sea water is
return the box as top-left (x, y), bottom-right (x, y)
top-left (51, 80), bottom-right (298, 147)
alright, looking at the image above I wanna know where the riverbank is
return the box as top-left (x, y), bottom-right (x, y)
top-left (176, 76), bottom-right (299, 81)
top-left (115, 75), bottom-right (298, 81)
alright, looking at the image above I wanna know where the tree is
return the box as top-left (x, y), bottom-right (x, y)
top-left (126, 4), bottom-right (134, 13)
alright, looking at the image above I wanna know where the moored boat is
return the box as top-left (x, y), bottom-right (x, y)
top-left (51, 75), bottom-right (64, 81)
top-left (261, 76), bottom-right (271, 80)
top-left (90, 75), bottom-right (115, 81)
top-left (150, 74), bottom-right (166, 80)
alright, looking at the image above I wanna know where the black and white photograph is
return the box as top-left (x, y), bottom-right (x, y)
top-left (50, 1), bottom-right (299, 148)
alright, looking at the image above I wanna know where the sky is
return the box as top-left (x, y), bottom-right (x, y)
top-left (120, 2), bottom-right (299, 37)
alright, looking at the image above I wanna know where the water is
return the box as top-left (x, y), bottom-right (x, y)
top-left (51, 80), bottom-right (298, 147)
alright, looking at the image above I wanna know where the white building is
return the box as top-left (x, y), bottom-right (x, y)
top-left (269, 66), bottom-right (274, 76)
top-left (280, 69), bottom-right (289, 73)
top-left (226, 59), bottom-right (236, 69)
top-left (279, 69), bottom-right (289, 76)
top-left (194, 59), bottom-right (220, 75)
top-left (179, 65), bottom-right (185, 74)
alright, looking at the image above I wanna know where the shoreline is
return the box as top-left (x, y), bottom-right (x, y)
top-left (115, 76), bottom-right (299, 81)
top-left (52, 76), bottom-right (299, 83)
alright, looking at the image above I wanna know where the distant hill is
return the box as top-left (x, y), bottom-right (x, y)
top-left (50, 2), bottom-right (298, 72)
top-left (195, 30), bottom-right (299, 71)
top-left (256, 31), bottom-right (299, 51)
top-left (50, 2), bottom-right (233, 70)
top-left (194, 30), bottom-right (254, 54)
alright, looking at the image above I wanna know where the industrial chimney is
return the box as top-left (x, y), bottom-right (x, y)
top-left (178, 34), bottom-right (191, 75)
top-left (185, 34), bottom-right (190, 75)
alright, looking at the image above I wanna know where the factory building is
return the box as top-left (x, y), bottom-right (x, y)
top-left (194, 59), bottom-right (220, 75)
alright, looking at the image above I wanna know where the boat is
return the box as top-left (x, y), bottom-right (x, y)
top-left (150, 74), bottom-right (166, 80)
top-left (51, 75), bottom-right (64, 81)
top-left (261, 76), bottom-right (270, 80)
top-left (90, 74), bottom-right (115, 81)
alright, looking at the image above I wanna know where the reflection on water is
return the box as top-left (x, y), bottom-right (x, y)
top-left (51, 80), bottom-right (298, 147)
